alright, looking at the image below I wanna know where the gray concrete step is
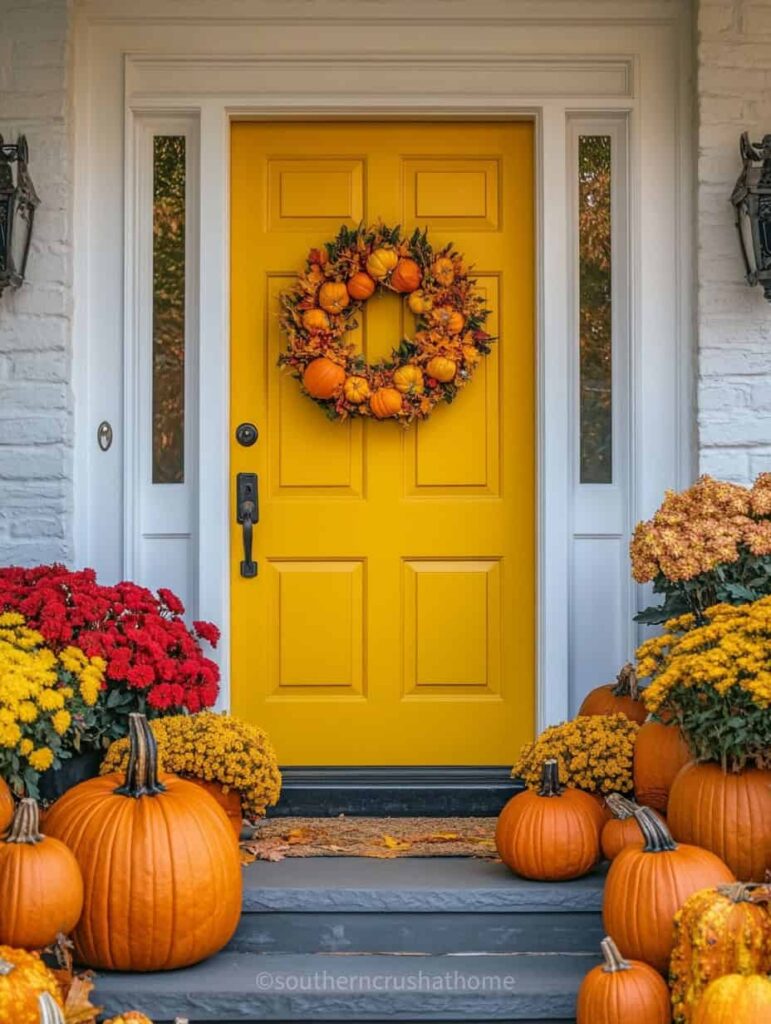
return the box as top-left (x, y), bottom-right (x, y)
top-left (232, 858), bottom-right (606, 955)
top-left (92, 951), bottom-right (595, 1022)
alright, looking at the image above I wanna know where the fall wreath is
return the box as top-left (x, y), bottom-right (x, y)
top-left (278, 223), bottom-right (494, 422)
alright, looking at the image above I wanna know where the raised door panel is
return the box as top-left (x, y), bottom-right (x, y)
top-left (402, 157), bottom-right (501, 232)
top-left (268, 158), bottom-right (365, 232)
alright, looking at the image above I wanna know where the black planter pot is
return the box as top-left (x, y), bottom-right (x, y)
top-left (38, 749), bottom-right (103, 804)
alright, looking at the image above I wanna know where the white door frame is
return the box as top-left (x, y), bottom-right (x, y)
top-left (72, 0), bottom-right (694, 734)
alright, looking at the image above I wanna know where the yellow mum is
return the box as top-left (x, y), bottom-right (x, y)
top-left (28, 747), bottom-right (54, 772)
top-left (101, 711), bottom-right (282, 819)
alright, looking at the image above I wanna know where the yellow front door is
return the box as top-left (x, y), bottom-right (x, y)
top-left (230, 122), bottom-right (534, 765)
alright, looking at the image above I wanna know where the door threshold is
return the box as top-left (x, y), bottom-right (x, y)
top-left (269, 766), bottom-right (523, 818)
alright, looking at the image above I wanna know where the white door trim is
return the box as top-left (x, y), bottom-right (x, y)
top-left (72, 1), bottom-right (694, 735)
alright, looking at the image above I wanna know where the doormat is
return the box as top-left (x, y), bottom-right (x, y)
top-left (241, 815), bottom-right (499, 862)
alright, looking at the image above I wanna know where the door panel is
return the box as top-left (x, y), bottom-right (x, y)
top-left (230, 122), bottom-right (534, 765)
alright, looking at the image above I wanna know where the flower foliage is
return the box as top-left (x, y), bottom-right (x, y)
top-left (278, 222), bottom-right (494, 422)
top-left (630, 474), bottom-right (771, 624)
top-left (636, 599), bottom-right (771, 771)
top-left (0, 565), bottom-right (220, 747)
top-left (101, 711), bottom-right (281, 819)
top-left (512, 713), bottom-right (638, 794)
top-left (0, 612), bottom-right (105, 797)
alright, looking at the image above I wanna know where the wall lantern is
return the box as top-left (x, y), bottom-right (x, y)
top-left (0, 135), bottom-right (40, 297)
top-left (732, 132), bottom-right (771, 302)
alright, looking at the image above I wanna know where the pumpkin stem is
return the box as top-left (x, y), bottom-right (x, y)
top-left (612, 663), bottom-right (640, 700)
top-left (114, 712), bottom-right (166, 799)
top-left (633, 805), bottom-right (677, 853)
top-left (600, 936), bottom-right (632, 973)
top-left (538, 759), bottom-right (563, 797)
top-left (4, 797), bottom-right (43, 844)
top-left (716, 882), bottom-right (765, 904)
top-left (605, 793), bottom-right (639, 820)
top-left (38, 993), bottom-right (65, 1024)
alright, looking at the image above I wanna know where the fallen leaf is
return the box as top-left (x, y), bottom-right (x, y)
top-left (62, 972), bottom-right (103, 1024)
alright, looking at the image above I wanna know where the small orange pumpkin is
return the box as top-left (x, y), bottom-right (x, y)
top-left (633, 719), bottom-right (691, 814)
top-left (369, 388), bottom-right (402, 419)
top-left (601, 793), bottom-right (664, 861)
top-left (0, 777), bottom-right (13, 833)
top-left (347, 272), bottom-right (376, 301)
top-left (495, 760), bottom-right (601, 881)
top-left (0, 798), bottom-right (84, 949)
top-left (427, 356), bottom-right (457, 383)
top-left (432, 256), bottom-right (455, 286)
top-left (603, 806), bottom-right (735, 973)
top-left (576, 936), bottom-right (671, 1024)
top-left (344, 375), bottom-right (371, 404)
top-left (579, 663), bottom-right (647, 724)
top-left (318, 281), bottom-right (350, 314)
top-left (366, 248), bottom-right (399, 280)
top-left (303, 357), bottom-right (346, 400)
top-left (407, 289), bottom-right (432, 315)
top-left (393, 365), bottom-right (424, 395)
top-left (301, 308), bottom-right (330, 333)
top-left (390, 258), bottom-right (422, 293)
top-left (186, 778), bottom-right (242, 838)
top-left (432, 307), bottom-right (465, 335)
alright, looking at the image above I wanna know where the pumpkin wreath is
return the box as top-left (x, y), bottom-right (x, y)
top-left (278, 223), bottom-right (494, 422)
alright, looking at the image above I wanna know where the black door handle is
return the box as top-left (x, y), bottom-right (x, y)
top-left (236, 472), bottom-right (259, 578)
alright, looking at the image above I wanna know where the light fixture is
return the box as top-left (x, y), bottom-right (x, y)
top-left (0, 135), bottom-right (39, 297)
top-left (731, 132), bottom-right (771, 302)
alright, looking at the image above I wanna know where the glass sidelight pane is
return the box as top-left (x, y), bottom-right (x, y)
top-left (152, 135), bottom-right (186, 484)
top-left (578, 135), bottom-right (612, 484)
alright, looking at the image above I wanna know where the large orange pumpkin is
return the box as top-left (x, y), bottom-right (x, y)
top-left (0, 947), bottom-right (63, 1024)
top-left (495, 760), bottom-right (601, 881)
top-left (603, 807), bottom-right (735, 973)
top-left (691, 973), bottom-right (771, 1024)
top-left (0, 798), bottom-right (84, 949)
top-left (390, 258), bottom-right (422, 293)
top-left (601, 794), bottom-right (664, 861)
top-left (44, 713), bottom-right (242, 972)
top-left (303, 357), bottom-right (346, 400)
top-left (318, 281), bottom-right (349, 314)
top-left (369, 387), bottom-right (402, 419)
top-left (633, 719), bottom-right (691, 813)
top-left (579, 663), bottom-right (647, 724)
top-left (576, 936), bottom-right (671, 1024)
top-left (347, 271), bottom-right (376, 301)
top-left (670, 883), bottom-right (771, 1024)
top-left (667, 762), bottom-right (771, 882)
top-left (0, 777), bottom-right (13, 833)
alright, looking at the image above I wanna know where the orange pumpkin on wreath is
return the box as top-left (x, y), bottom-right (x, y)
top-left (278, 223), bottom-right (495, 423)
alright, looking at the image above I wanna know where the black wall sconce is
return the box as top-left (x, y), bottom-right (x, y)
top-left (732, 132), bottom-right (771, 302)
top-left (0, 135), bottom-right (40, 297)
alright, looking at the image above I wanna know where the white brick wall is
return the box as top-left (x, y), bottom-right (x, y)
top-left (0, 0), bottom-right (73, 564)
top-left (698, 0), bottom-right (771, 483)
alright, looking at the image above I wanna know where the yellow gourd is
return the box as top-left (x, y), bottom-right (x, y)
top-left (393, 365), bottom-right (424, 395)
top-left (432, 257), bottom-right (455, 286)
top-left (407, 289), bottom-right (432, 315)
top-left (427, 356), bottom-right (457, 383)
top-left (343, 376), bottom-right (371, 404)
top-left (366, 248), bottom-right (399, 280)
top-left (301, 308), bottom-right (330, 332)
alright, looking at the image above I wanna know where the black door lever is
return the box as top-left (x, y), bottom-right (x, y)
top-left (236, 472), bottom-right (259, 578)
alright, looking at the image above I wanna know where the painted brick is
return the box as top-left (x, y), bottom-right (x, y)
top-left (696, 0), bottom-right (771, 485)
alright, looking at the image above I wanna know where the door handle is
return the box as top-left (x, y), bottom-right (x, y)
top-left (236, 472), bottom-right (259, 578)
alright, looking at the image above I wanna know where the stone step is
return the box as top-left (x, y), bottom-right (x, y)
top-left (92, 951), bottom-right (596, 1022)
top-left (270, 768), bottom-right (522, 817)
top-left (231, 858), bottom-right (606, 955)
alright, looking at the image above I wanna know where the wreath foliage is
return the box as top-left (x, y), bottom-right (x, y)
top-left (278, 223), bottom-right (494, 423)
